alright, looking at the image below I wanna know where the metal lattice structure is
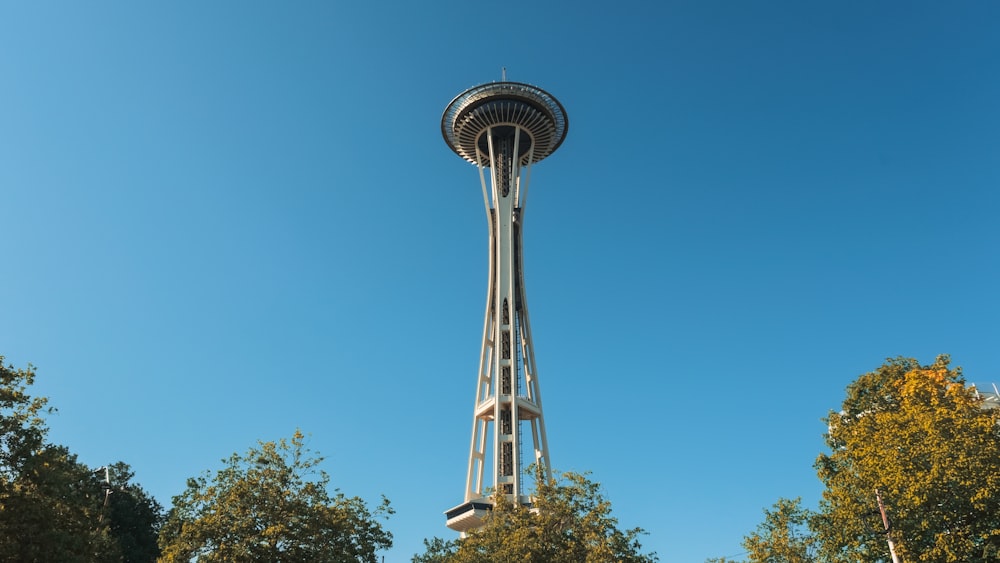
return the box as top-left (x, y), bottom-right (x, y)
top-left (441, 81), bottom-right (568, 532)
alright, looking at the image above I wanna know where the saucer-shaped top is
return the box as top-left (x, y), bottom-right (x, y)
top-left (442, 82), bottom-right (568, 167)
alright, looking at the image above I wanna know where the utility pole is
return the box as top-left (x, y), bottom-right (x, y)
top-left (96, 466), bottom-right (112, 524)
top-left (875, 488), bottom-right (902, 563)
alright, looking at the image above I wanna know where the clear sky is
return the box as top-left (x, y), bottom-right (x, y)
top-left (1, 2), bottom-right (997, 561)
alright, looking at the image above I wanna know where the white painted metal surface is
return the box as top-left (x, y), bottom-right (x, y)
top-left (973, 383), bottom-right (1000, 410)
top-left (441, 81), bottom-right (567, 532)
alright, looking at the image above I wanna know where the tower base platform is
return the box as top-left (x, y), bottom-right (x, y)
top-left (445, 496), bottom-right (535, 532)
top-left (445, 500), bottom-right (494, 532)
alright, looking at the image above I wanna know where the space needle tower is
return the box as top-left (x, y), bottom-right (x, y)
top-left (441, 78), bottom-right (568, 532)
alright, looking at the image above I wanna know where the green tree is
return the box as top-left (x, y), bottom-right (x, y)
top-left (0, 357), bottom-right (138, 562)
top-left (3, 443), bottom-right (121, 561)
top-left (814, 355), bottom-right (1000, 562)
top-left (413, 537), bottom-right (460, 563)
top-left (706, 497), bottom-right (817, 563)
top-left (0, 357), bottom-right (48, 482)
top-left (413, 469), bottom-right (656, 563)
top-left (743, 497), bottom-right (816, 562)
top-left (104, 462), bottom-right (164, 562)
top-left (158, 430), bottom-right (392, 562)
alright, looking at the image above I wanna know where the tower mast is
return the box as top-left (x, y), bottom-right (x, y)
top-left (441, 81), bottom-right (569, 532)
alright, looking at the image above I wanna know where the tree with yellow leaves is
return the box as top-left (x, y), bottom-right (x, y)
top-left (713, 356), bottom-right (1000, 563)
top-left (815, 355), bottom-right (1000, 562)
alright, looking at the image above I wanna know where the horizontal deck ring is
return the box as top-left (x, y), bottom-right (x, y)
top-left (442, 82), bottom-right (568, 167)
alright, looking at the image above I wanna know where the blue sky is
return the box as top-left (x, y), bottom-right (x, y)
top-left (1, 2), bottom-right (998, 561)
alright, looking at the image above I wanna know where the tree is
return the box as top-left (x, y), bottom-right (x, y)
top-left (104, 462), bottom-right (164, 562)
top-left (0, 357), bottom-right (48, 483)
top-left (0, 357), bottom-right (120, 562)
top-left (413, 469), bottom-right (657, 563)
top-left (158, 430), bottom-right (393, 562)
top-left (814, 355), bottom-right (1000, 562)
top-left (743, 498), bottom-right (815, 562)
top-left (704, 498), bottom-right (816, 563)
top-left (413, 537), bottom-right (460, 563)
top-left (717, 356), bottom-right (1000, 563)
top-left (4, 443), bottom-right (123, 561)
top-left (0, 357), bottom-right (163, 561)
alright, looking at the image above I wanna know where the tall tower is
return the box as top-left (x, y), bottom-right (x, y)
top-left (441, 80), bottom-right (568, 532)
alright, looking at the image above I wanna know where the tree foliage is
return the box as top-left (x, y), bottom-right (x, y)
top-left (0, 358), bottom-right (113, 562)
top-left (105, 462), bottom-right (164, 562)
top-left (815, 355), bottom-right (1000, 562)
top-left (414, 469), bottom-right (656, 563)
top-left (745, 497), bottom-right (816, 563)
top-left (704, 498), bottom-right (816, 563)
top-left (158, 430), bottom-right (392, 562)
top-left (0, 356), bottom-right (162, 562)
top-left (1, 442), bottom-right (118, 561)
top-left (717, 355), bottom-right (1000, 563)
top-left (0, 357), bottom-right (49, 481)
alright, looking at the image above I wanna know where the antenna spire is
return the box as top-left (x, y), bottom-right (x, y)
top-left (501, 67), bottom-right (506, 82)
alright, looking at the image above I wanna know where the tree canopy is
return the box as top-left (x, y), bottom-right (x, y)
top-left (414, 469), bottom-right (657, 563)
top-left (815, 355), bottom-right (1000, 562)
top-left (104, 461), bottom-right (164, 562)
top-left (714, 355), bottom-right (1000, 563)
top-left (745, 497), bottom-right (816, 563)
top-left (158, 430), bottom-right (393, 562)
top-left (705, 497), bottom-right (816, 563)
top-left (0, 356), bottom-right (163, 562)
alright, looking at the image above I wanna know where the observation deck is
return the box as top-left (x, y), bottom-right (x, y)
top-left (441, 81), bottom-right (568, 167)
